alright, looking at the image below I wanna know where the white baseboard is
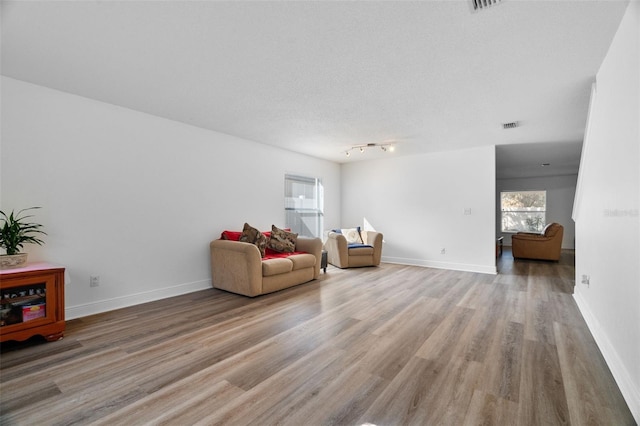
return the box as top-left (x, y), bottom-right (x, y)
top-left (382, 256), bottom-right (497, 275)
top-left (573, 291), bottom-right (640, 424)
top-left (65, 279), bottom-right (212, 320)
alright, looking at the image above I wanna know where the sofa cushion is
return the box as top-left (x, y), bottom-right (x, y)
top-left (221, 230), bottom-right (242, 241)
top-left (222, 228), bottom-right (286, 244)
top-left (263, 250), bottom-right (307, 260)
top-left (239, 223), bottom-right (268, 257)
top-left (262, 228), bottom-right (290, 240)
top-left (262, 258), bottom-right (293, 277)
top-left (287, 253), bottom-right (316, 270)
top-left (341, 227), bottom-right (364, 244)
top-left (348, 246), bottom-right (374, 256)
top-left (267, 225), bottom-right (298, 253)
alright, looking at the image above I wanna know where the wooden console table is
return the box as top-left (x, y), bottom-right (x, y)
top-left (0, 263), bottom-right (66, 342)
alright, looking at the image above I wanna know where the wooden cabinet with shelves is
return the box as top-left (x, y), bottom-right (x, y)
top-left (0, 263), bottom-right (65, 343)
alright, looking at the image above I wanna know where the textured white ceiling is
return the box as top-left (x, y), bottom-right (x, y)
top-left (0, 0), bottom-right (629, 170)
top-left (496, 141), bottom-right (583, 179)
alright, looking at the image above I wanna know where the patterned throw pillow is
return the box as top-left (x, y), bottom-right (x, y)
top-left (341, 227), bottom-right (363, 244)
top-left (239, 223), bottom-right (268, 257)
top-left (267, 225), bottom-right (298, 253)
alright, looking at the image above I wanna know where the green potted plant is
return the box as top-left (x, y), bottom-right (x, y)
top-left (0, 207), bottom-right (47, 270)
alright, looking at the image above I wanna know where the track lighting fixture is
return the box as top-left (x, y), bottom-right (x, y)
top-left (344, 142), bottom-right (396, 157)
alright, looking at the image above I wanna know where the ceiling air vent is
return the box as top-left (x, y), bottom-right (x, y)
top-left (470, 0), bottom-right (502, 12)
top-left (502, 121), bottom-right (519, 129)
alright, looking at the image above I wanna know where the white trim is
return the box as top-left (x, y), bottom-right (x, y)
top-left (382, 257), bottom-right (497, 275)
top-left (573, 291), bottom-right (640, 424)
top-left (573, 81), bottom-right (597, 222)
top-left (65, 279), bottom-right (212, 320)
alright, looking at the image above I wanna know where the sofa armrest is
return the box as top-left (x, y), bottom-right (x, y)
top-left (325, 231), bottom-right (349, 268)
top-left (362, 231), bottom-right (383, 265)
top-left (210, 239), bottom-right (262, 297)
top-left (295, 236), bottom-right (323, 278)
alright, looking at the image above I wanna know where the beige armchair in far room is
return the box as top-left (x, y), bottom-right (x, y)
top-left (324, 227), bottom-right (383, 269)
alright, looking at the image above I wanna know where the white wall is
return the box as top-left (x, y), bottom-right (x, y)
top-left (497, 174), bottom-right (578, 248)
top-left (1, 77), bottom-right (341, 319)
top-left (573, 0), bottom-right (640, 422)
top-left (341, 145), bottom-right (496, 274)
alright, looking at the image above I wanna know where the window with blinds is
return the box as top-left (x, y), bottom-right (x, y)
top-left (284, 174), bottom-right (324, 238)
top-left (501, 190), bottom-right (547, 232)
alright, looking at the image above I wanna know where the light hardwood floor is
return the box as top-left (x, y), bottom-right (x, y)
top-left (1, 249), bottom-right (635, 425)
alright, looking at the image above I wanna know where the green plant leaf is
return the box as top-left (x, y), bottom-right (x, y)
top-left (0, 207), bottom-right (47, 255)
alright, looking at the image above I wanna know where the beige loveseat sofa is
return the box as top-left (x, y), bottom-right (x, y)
top-left (210, 236), bottom-right (322, 297)
top-left (325, 230), bottom-right (383, 268)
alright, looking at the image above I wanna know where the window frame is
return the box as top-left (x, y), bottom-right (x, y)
top-left (500, 190), bottom-right (547, 233)
top-left (284, 174), bottom-right (324, 238)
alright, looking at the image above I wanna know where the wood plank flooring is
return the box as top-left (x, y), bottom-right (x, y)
top-left (1, 249), bottom-right (635, 425)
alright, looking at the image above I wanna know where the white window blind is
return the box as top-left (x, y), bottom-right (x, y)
top-left (501, 190), bottom-right (546, 232)
top-left (284, 174), bottom-right (324, 237)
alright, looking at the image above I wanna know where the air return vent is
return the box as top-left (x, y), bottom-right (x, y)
top-left (470, 0), bottom-right (502, 12)
top-left (502, 121), bottom-right (519, 129)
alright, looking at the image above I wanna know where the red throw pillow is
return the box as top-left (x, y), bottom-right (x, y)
top-left (220, 231), bottom-right (242, 241)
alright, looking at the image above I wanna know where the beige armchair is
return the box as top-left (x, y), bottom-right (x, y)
top-left (325, 230), bottom-right (383, 268)
top-left (511, 222), bottom-right (564, 261)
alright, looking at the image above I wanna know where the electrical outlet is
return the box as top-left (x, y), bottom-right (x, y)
top-left (90, 275), bottom-right (100, 287)
top-left (581, 274), bottom-right (590, 287)
top-left (440, 248), bottom-right (446, 255)
top-left (464, 208), bottom-right (472, 215)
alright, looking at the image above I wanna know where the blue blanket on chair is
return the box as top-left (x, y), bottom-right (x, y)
top-left (348, 243), bottom-right (372, 249)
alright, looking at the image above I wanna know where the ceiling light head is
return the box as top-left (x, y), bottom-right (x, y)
top-left (502, 121), bottom-right (519, 129)
top-left (541, 163), bottom-right (550, 167)
top-left (344, 142), bottom-right (396, 156)
top-left (470, 0), bottom-right (502, 12)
